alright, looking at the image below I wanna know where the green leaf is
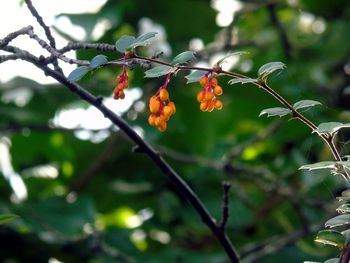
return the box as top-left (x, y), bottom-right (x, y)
top-left (0, 214), bottom-right (18, 224)
top-left (258, 61), bottom-right (286, 81)
top-left (144, 65), bottom-right (174, 78)
top-left (315, 122), bottom-right (350, 135)
top-left (293, 100), bottom-right (322, 111)
top-left (259, 107), bottom-right (291, 118)
top-left (171, 51), bottom-right (195, 65)
top-left (215, 51), bottom-right (248, 66)
top-left (341, 229), bottom-right (350, 244)
top-left (228, 78), bottom-right (257, 85)
top-left (324, 258), bottom-right (340, 263)
top-left (67, 66), bottom-right (90, 81)
top-left (315, 230), bottom-right (345, 247)
top-left (185, 70), bottom-right (207, 83)
top-left (325, 214), bottom-right (350, 228)
top-left (129, 32), bottom-right (158, 49)
top-left (299, 161), bottom-right (336, 171)
top-left (336, 203), bottom-right (350, 213)
top-left (89, 55), bottom-right (108, 69)
top-left (115, 35), bottom-right (136, 53)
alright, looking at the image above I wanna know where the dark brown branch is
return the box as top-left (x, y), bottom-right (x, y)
top-left (220, 182), bottom-right (232, 231)
top-left (267, 3), bottom-right (292, 59)
top-left (0, 26), bottom-right (33, 49)
top-left (1, 44), bottom-right (240, 263)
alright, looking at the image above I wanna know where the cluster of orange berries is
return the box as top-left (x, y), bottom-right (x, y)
top-left (148, 88), bottom-right (176, 132)
top-left (113, 67), bottom-right (129, 100)
top-left (197, 75), bottom-right (223, 112)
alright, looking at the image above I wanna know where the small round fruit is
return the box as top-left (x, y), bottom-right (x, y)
top-left (214, 85), bottom-right (223, 96)
top-left (159, 89), bottom-right (169, 101)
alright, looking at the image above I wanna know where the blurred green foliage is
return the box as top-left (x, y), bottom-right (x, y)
top-left (1, 0), bottom-right (350, 262)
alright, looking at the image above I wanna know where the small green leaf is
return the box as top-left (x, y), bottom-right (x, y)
top-left (228, 78), bottom-right (257, 85)
top-left (89, 55), bottom-right (108, 69)
top-left (337, 196), bottom-right (350, 202)
top-left (115, 35), bottom-right (136, 53)
top-left (129, 32), bottom-right (157, 49)
top-left (336, 203), bottom-right (350, 213)
top-left (259, 107), bottom-right (291, 118)
top-left (67, 66), bottom-right (90, 81)
top-left (315, 230), bottom-right (345, 248)
top-left (215, 51), bottom-right (248, 66)
top-left (315, 122), bottom-right (350, 135)
top-left (185, 70), bottom-right (207, 83)
top-left (293, 100), bottom-right (322, 111)
top-left (325, 214), bottom-right (350, 228)
top-left (144, 65), bottom-right (174, 78)
top-left (258, 61), bottom-right (286, 81)
top-left (341, 229), bottom-right (350, 244)
top-left (171, 51), bottom-right (195, 65)
top-left (299, 161), bottom-right (336, 171)
top-left (324, 258), bottom-right (340, 263)
top-left (0, 214), bottom-right (18, 224)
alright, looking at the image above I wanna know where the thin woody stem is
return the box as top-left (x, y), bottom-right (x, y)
top-left (132, 54), bottom-right (344, 166)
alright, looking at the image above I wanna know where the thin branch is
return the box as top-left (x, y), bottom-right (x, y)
top-left (267, 3), bottom-right (292, 59)
top-left (239, 223), bottom-right (323, 263)
top-left (27, 29), bottom-right (90, 65)
top-left (0, 26), bottom-right (33, 49)
top-left (220, 182), bottom-right (232, 231)
top-left (1, 45), bottom-right (240, 263)
top-left (24, 0), bottom-right (62, 72)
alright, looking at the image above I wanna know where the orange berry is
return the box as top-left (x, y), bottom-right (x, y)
top-left (205, 91), bottom-right (214, 101)
top-left (157, 122), bottom-right (167, 132)
top-left (207, 100), bottom-right (215, 112)
top-left (149, 97), bottom-right (161, 113)
top-left (118, 90), bottom-right (125, 99)
top-left (159, 89), bottom-right (169, 101)
top-left (200, 101), bottom-right (208, 112)
top-left (122, 81), bottom-right (128, 89)
top-left (155, 116), bottom-right (164, 126)
top-left (148, 114), bottom-right (156, 126)
top-left (197, 90), bottom-right (205, 102)
top-left (199, 76), bottom-right (208, 87)
top-left (214, 99), bottom-right (223, 110)
top-left (214, 85), bottom-right (223, 96)
top-left (163, 105), bottom-right (172, 116)
top-left (211, 77), bottom-right (218, 86)
top-left (168, 102), bottom-right (176, 114)
top-left (117, 75), bottom-right (123, 83)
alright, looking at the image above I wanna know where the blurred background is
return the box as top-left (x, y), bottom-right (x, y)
top-left (0, 0), bottom-right (350, 262)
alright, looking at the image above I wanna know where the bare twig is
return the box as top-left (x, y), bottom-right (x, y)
top-left (24, 0), bottom-right (62, 72)
top-left (220, 182), bottom-right (232, 231)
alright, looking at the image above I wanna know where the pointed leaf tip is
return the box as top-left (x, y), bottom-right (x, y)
top-left (258, 61), bottom-right (286, 81)
top-left (259, 107), bottom-right (291, 118)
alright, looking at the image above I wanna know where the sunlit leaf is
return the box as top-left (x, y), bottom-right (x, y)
top-left (0, 214), bottom-right (18, 224)
top-left (258, 61), bottom-right (286, 81)
top-left (259, 107), bottom-right (291, 117)
top-left (324, 258), bottom-right (340, 263)
top-left (336, 203), bottom-right (350, 214)
top-left (67, 66), bottom-right (90, 81)
top-left (325, 214), bottom-right (350, 228)
top-left (89, 55), bottom-right (108, 69)
top-left (215, 51), bottom-right (248, 66)
top-left (228, 78), bottom-right (257, 85)
top-left (314, 122), bottom-right (350, 135)
top-left (115, 35), bottom-right (136, 53)
top-left (293, 100), bottom-right (322, 110)
top-left (144, 65), bottom-right (174, 78)
top-left (315, 230), bottom-right (345, 247)
top-left (185, 70), bottom-right (207, 83)
top-left (129, 32), bottom-right (158, 49)
top-left (171, 51), bottom-right (195, 65)
top-left (299, 161), bottom-right (336, 171)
